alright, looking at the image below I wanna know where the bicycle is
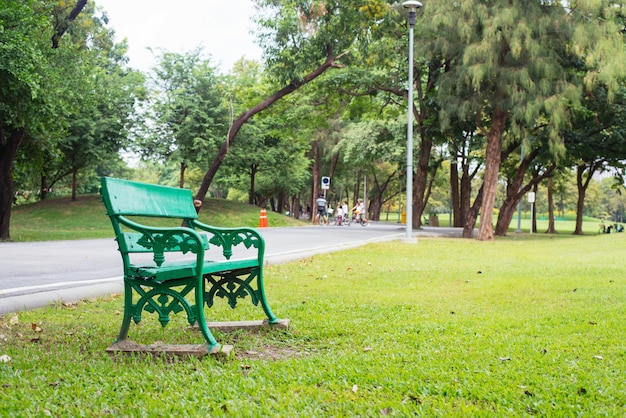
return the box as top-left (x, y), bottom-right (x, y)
top-left (333, 214), bottom-right (350, 226)
top-left (350, 212), bottom-right (368, 227)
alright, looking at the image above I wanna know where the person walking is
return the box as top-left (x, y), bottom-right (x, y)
top-left (314, 194), bottom-right (328, 225)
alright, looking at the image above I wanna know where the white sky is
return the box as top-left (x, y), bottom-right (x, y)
top-left (94, 0), bottom-right (263, 73)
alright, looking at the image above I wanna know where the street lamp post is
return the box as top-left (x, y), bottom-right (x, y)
top-left (402, 1), bottom-right (422, 243)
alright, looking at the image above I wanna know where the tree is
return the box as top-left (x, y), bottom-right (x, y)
top-left (0, 0), bottom-right (88, 241)
top-left (422, 1), bottom-right (626, 240)
top-left (55, 24), bottom-right (145, 200)
top-left (338, 119), bottom-right (405, 220)
top-left (144, 49), bottom-right (228, 187)
top-left (565, 86), bottom-right (626, 234)
top-left (193, 0), bottom-right (379, 207)
top-left (494, 138), bottom-right (557, 236)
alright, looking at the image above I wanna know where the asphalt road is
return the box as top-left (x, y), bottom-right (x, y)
top-left (0, 222), bottom-right (463, 315)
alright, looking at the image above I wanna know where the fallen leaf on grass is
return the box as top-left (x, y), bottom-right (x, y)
top-left (31, 323), bottom-right (43, 333)
top-left (9, 315), bottom-right (18, 326)
top-left (402, 395), bottom-right (422, 405)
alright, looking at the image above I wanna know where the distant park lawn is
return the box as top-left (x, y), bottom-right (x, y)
top-left (1, 230), bottom-right (624, 415)
top-left (8, 194), bottom-right (307, 241)
top-left (10, 194), bottom-right (607, 241)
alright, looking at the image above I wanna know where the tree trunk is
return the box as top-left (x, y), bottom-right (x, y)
top-left (0, 127), bottom-right (26, 241)
top-left (573, 164), bottom-right (596, 235)
top-left (40, 173), bottom-right (49, 200)
top-left (179, 162), bottom-right (187, 188)
top-left (476, 109), bottom-right (507, 241)
top-left (463, 184), bottom-right (483, 238)
top-left (369, 171), bottom-right (396, 221)
top-left (194, 47), bottom-right (349, 206)
top-left (71, 169), bottom-right (78, 201)
top-left (276, 191), bottom-right (286, 214)
top-left (329, 152), bottom-right (339, 179)
top-left (494, 148), bottom-right (534, 236)
top-left (248, 163), bottom-right (257, 205)
top-left (412, 136), bottom-right (432, 229)
top-left (495, 194), bottom-right (519, 236)
top-left (311, 141), bottom-right (321, 224)
top-left (531, 181), bottom-right (538, 233)
top-left (545, 176), bottom-right (556, 234)
top-left (450, 160), bottom-right (461, 227)
top-left (460, 162), bottom-right (473, 231)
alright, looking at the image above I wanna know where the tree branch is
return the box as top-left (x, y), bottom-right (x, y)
top-left (52, 0), bottom-right (88, 48)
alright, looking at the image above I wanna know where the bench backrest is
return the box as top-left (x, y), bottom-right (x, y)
top-left (100, 177), bottom-right (198, 219)
top-left (100, 177), bottom-right (204, 259)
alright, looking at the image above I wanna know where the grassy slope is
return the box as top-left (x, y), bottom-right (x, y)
top-left (9, 194), bottom-right (308, 241)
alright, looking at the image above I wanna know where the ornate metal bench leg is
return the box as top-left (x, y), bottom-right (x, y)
top-left (255, 270), bottom-right (279, 324)
top-left (194, 284), bottom-right (220, 351)
top-left (115, 282), bottom-right (134, 343)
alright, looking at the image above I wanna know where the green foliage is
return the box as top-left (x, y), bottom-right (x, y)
top-left (0, 0), bottom-right (61, 132)
top-left (218, 65), bottom-right (312, 204)
top-left (144, 49), bottom-right (228, 165)
top-left (1, 235), bottom-right (625, 415)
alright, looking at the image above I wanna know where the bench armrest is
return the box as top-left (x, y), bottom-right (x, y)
top-left (117, 216), bottom-right (206, 268)
top-left (188, 220), bottom-right (264, 261)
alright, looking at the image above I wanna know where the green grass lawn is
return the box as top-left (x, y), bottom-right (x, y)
top-left (1, 233), bottom-right (625, 416)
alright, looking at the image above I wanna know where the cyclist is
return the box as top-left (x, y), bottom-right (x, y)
top-left (352, 199), bottom-right (366, 223)
top-left (336, 204), bottom-right (344, 225)
top-left (314, 194), bottom-right (328, 225)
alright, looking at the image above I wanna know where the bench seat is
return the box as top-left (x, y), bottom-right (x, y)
top-left (129, 258), bottom-right (258, 282)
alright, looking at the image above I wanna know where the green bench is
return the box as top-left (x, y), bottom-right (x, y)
top-left (100, 177), bottom-right (284, 355)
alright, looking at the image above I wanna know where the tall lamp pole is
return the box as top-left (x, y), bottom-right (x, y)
top-left (402, 1), bottom-right (422, 243)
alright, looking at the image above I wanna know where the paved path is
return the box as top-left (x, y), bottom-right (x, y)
top-left (0, 224), bottom-right (465, 315)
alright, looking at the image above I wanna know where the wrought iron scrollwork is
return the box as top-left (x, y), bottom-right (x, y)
top-left (129, 282), bottom-right (198, 327)
top-left (208, 230), bottom-right (261, 260)
top-left (136, 231), bottom-right (203, 266)
top-left (204, 269), bottom-right (260, 309)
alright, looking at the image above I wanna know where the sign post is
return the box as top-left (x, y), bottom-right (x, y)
top-left (321, 176), bottom-right (330, 199)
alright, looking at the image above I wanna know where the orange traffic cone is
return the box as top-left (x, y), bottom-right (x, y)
top-left (259, 208), bottom-right (268, 228)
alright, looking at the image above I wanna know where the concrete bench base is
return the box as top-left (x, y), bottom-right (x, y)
top-left (106, 339), bottom-right (232, 359)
